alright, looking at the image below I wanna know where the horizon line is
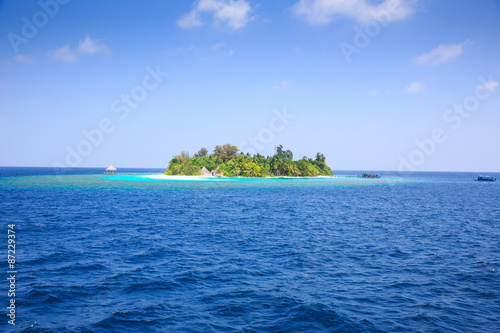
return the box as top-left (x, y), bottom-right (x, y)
top-left (0, 165), bottom-right (499, 173)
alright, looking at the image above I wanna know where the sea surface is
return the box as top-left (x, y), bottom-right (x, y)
top-left (1, 167), bottom-right (499, 332)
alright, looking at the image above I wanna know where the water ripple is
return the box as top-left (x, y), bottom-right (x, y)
top-left (1, 171), bottom-right (499, 332)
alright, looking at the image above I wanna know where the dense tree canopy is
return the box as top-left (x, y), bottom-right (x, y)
top-left (212, 144), bottom-right (239, 162)
top-left (194, 147), bottom-right (208, 157)
top-left (165, 144), bottom-right (333, 177)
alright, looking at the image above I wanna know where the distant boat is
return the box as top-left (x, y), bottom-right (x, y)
top-left (359, 173), bottom-right (381, 178)
top-left (475, 175), bottom-right (496, 182)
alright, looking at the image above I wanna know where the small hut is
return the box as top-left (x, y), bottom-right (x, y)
top-left (105, 165), bottom-right (117, 174)
top-left (199, 167), bottom-right (211, 176)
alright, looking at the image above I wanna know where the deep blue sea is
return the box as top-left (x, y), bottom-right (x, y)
top-left (1, 167), bottom-right (499, 332)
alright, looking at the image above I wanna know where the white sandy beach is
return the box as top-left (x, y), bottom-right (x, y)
top-left (146, 174), bottom-right (217, 181)
top-left (146, 174), bottom-right (335, 181)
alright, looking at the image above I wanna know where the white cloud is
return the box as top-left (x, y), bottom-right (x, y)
top-left (177, 0), bottom-right (253, 30)
top-left (210, 42), bottom-right (235, 56)
top-left (291, 0), bottom-right (415, 25)
top-left (175, 42), bottom-right (235, 56)
top-left (404, 80), bottom-right (426, 94)
top-left (476, 80), bottom-right (498, 93)
top-left (210, 42), bottom-right (225, 51)
top-left (51, 45), bottom-right (78, 63)
top-left (15, 54), bottom-right (35, 64)
top-left (177, 10), bottom-right (203, 28)
top-left (51, 36), bottom-right (111, 63)
top-left (78, 35), bottom-right (111, 55)
top-left (273, 80), bottom-right (290, 90)
top-left (413, 40), bottom-right (473, 66)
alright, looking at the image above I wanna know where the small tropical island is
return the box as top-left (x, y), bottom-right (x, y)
top-left (165, 144), bottom-right (333, 178)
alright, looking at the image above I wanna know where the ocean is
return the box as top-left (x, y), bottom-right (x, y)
top-left (1, 167), bottom-right (499, 332)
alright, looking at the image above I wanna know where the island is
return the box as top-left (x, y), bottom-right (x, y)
top-left (164, 144), bottom-right (333, 178)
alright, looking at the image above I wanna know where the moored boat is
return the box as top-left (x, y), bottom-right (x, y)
top-left (359, 173), bottom-right (381, 178)
top-left (475, 175), bottom-right (496, 182)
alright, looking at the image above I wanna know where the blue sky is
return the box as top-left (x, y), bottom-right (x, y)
top-left (0, 0), bottom-right (499, 171)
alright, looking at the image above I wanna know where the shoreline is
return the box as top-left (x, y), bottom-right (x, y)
top-left (146, 174), bottom-right (335, 181)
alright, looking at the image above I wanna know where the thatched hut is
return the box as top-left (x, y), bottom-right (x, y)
top-left (199, 167), bottom-right (211, 176)
top-left (105, 165), bottom-right (117, 174)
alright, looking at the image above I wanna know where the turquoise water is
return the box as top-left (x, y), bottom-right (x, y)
top-left (1, 168), bottom-right (499, 332)
top-left (0, 173), bottom-right (407, 190)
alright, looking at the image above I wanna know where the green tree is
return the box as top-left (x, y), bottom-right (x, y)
top-left (315, 152), bottom-right (326, 163)
top-left (177, 151), bottom-right (190, 164)
top-left (165, 144), bottom-right (333, 177)
top-left (212, 144), bottom-right (239, 162)
top-left (194, 147), bottom-right (208, 157)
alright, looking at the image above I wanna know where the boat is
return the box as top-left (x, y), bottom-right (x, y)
top-left (359, 173), bottom-right (381, 178)
top-left (475, 175), bottom-right (496, 182)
